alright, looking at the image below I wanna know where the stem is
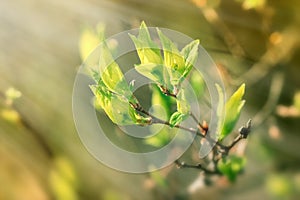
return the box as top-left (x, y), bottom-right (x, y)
top-left (132, 100), bottom-right (248, 158)
top-left (132, 101), bottom-right (229, 151)
top-left (158, 85), bottom-right (177, 98)
top-left (175, 160), bottom-right (220, 175)
top-left (134, 103), bottom-right (202, 137)
top-left (227, 135), bottom-right (243, 150)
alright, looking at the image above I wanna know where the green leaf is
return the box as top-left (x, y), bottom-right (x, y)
top-left (180, 39), bottom-right (200, 79)
top-left (217, 155), bottom-right (246, 182)
top-left (90, 83), bottom-right (149, 125)
top-left (129, 22), bottom-right (163, 65)
top-left (90, 84), bottom-right (114, 123)
top-left (219, 84), bottom-right (246, 141)
top-left (215, 84), bottom-right (225, 140)
top-left (190, 71), bottom-right (205, 99)
top-left (135, 63), bottom-right (169, 86)
top-left (157, 29), bottom-right (185, 86)
top-left (129, 35), bottom-right (163, 64)
top-left (151, 85), bottom-right (174, 118)
top-left (176, 89), bottom-right (190, 115)
top-left (98, 42), bottom-right (130, 97)
top-left (138, 21), bottom-right (157, 47)
top-left (169, 111), bottom-right (188, 128)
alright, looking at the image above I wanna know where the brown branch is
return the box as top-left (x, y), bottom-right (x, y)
top-left (175, 160), bottom-right (221, 175)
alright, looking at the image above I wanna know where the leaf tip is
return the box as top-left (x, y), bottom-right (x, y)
top-left (140, 21), bottom-right (147, 29)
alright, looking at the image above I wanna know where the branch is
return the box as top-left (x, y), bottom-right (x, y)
top-left (158, 85), bottom-right (177, 98)
top-left (223, 119), bottom-right (252, 154)
top-left (175, 160), bottom-right (220, 175)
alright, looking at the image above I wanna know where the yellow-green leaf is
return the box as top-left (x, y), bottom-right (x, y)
top-left (176, 89), bottom-right (190, 115)
top-left (190, 71), bottom-right (205, 99)
top-left (219, 84), bottom-right (246, 141)
top-left (90, 84), bottom-right (131, 125)
top-left (129, 22), bottom-right (163, 65)
top-left (180, 39), bottom-right (200, 79)
top-left (98, 42), bottom-right (130, 97)
top-left (215, 83), bottom-right (225, 139)
top-left (157, 29), bottom-right (185, 86)
top-left (169, 111), bottom-right (188, 128)
top-left (135, 63), bottom-right (170, 87)
top-left (129, 35), bottom-right (163, 64)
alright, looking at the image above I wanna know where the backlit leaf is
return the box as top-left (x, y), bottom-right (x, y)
top-left (176, 89), bottom-right (190, 115)
top-left (215, 84), bottom-right (225, 140)
top-left (157, 29), bottom-right (185, 86)
top-left (98, 42), bottom-right (130, 97)
top-left (169, 111), bottom-right (188, 128)
top-left (180, 39), bottom-right (200, 79)
top-left (219, 84), bottom-right (246, 141)
top-left (135, 63), bottom-right (168, 86)
top-left (129, 22), bottom-right (163, 65)
top-left (190, 71), bottom-right (205, 99)
top-left (90, 84), bottom-right (132, 125)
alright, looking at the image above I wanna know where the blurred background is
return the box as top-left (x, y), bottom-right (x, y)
top-left (1, 0), bottom-right (300, 199)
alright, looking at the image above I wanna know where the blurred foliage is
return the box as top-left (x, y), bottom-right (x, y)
top-left (217, 155), bottom-right (246, 182)
top-left (79, 23), bottom-right (105, 61)
top-left (236, 0), bottom-right (266, 10)
top-left (49, 156), bottom-right (78, 200)
top-left (1, 87), bottom-right (22, 123)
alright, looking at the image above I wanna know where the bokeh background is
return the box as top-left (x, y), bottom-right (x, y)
top-left (1, 0), bottom-right (300, 199)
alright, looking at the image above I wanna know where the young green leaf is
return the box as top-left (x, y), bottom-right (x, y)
top-left (176, 89), bottom-right (190, 115)
top-left (98, 42), bottom-right (130, 97)
top-left (129, 35), bottom-right (163, 64)
top-left (215, 84), bottom-right (225, 140)
top-left (90, 84), bottom-right (114, 123)
top-left (129, 22), bottom-right (163, 65)
top-left (217, 155), bottom-right (246, 182)
top-left (151, 85), bottom-right (175, 118)
top-left (219, 84), bottom-right (246, 141)
top-left (190, 71), bottom-right (205, 99)
top-left (157, 29), bottom-right (185, 86)
top-left (180, 39), bottom-right (200, 79)
top-left (169, 111), bottom-right (188, 128)
top-left (90, 83), bottom-right (150, 126)
top-left (134, 63), bottom-right (169, 86)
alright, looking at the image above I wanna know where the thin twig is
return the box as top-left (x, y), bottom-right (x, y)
top-left (225, 135), bottom-right (243, 152)
top-left (158, 85), bottom-right (177, 98)
top-left (175, 160), bottom-right (221, 175)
